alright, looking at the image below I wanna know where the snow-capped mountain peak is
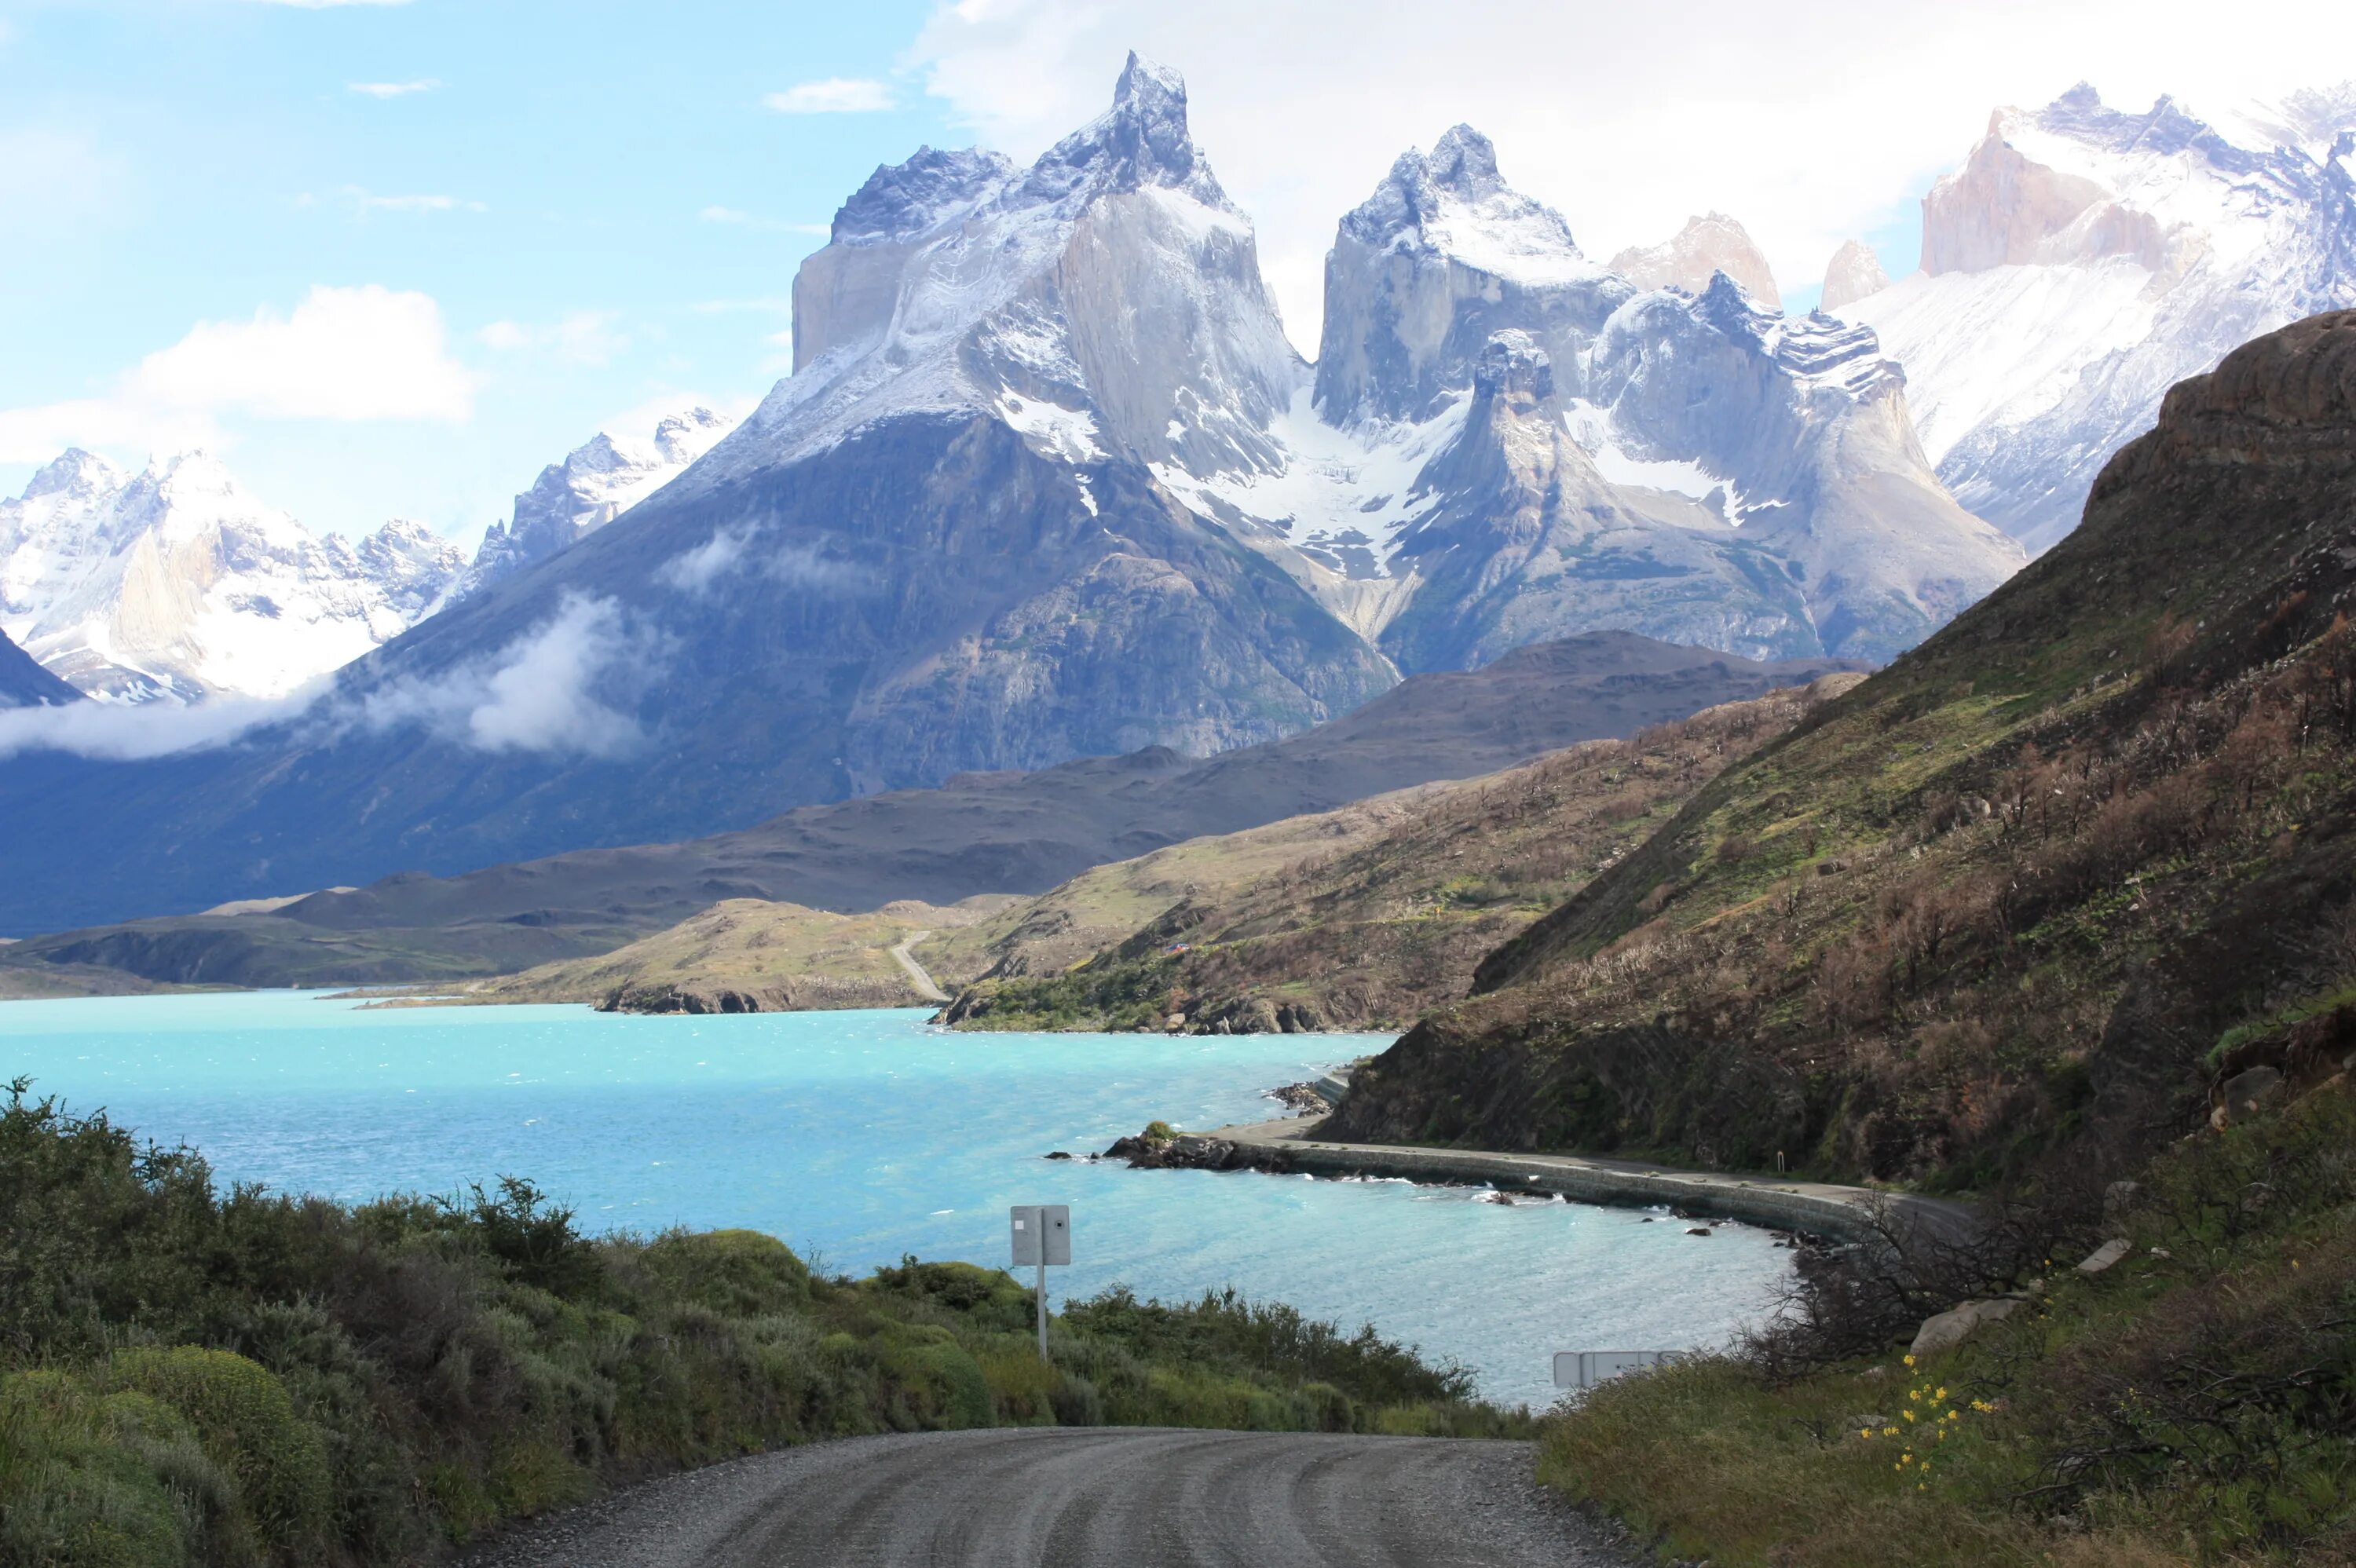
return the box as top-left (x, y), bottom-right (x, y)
top-left (1821, 239), bottom-right (1892, 312)
top-left (1608, 213), bottom-right (1782, 311)
top-left (458, 406), bottom-right (740, 598)
top-left (1837, 79), bottom-right (2356, 552)
top-left (1340, 123), bottom-right (1597, 291)
top-left (828, 146), bottom-right (1018, 251)
top-left (1022, 51), bottom-right (1227, 210)
top-left (712, 54), bottom-right (1301, 492)
top-left (0, 451), bottom-right (466, 701)
top-left (21, 448), bottom-right (124, 506)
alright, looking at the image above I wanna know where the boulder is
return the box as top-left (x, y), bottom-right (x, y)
top-left (2211, 1065), bottom-right (2285, 1128)
top-left (1908, 1297), bottom-right (2022, 1358)
top-left (2075, 1237), bottom-right (2132, 1275)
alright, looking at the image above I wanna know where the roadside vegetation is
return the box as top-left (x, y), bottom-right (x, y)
top-left (1427, 318), bottom-right (2356, 1564)
top-left (0, 1080), bottom-right (1518, 1567)
top-left (1540, 1077), bottom-right (2356, 1565)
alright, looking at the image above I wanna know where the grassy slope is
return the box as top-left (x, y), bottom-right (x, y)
top-left (1330, 313), bottom-right (2356, 1190)
top-left (447, 895), bottom-right (1020, 1012)
top-left (1540, 1079), bottom-right (2356, 1566)
top-left (0, 1085), bottom-right (1519, 1568)
top-left (935, 678), bottom-right (1862, 1034)
top-left (1398, 315), bottom-right (2356, 1566)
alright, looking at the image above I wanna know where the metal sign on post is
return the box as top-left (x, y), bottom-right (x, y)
top-left (1009, 1204), bottom-right (1071, 1359)
top-left (1553, 1350), bottom-right (1683, 1391)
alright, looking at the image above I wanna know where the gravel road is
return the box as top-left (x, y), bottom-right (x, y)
top-left (459, 1427), bottom-right (1637, 1567)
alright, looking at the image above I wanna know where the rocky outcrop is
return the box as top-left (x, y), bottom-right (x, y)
top-left (1313, 125), bottom-right (1626, 426)
top-left (1908, 1297), bottom-right (2022, 1358)
top-left (1311, 136), bottom-right (2021, 665)
top-left (1377, 329), bottom-right (1820, 667)
top-left (1820, 240), bottom-right (1890, 312)
top-left (1609, 213), bottom-right (1782, 311)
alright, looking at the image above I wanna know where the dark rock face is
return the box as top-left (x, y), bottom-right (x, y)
top-left (1323, 1015), bottom-right (1809, 1172)
top-left (1379, 329), bottom-right (1820, 670)
top-left (0, 627), bottom-right (77, 708)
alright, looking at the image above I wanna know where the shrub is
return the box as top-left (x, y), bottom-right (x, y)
top-left (0, 1088), bottom-right (1520, 1563)
top-left (98, 1347), bottom-right (331, 1560)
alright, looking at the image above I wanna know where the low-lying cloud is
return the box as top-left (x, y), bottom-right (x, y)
top-left (656, 529), bottom-right (862, 597)
top-left (0, 594), bottom-right (656, 764)
top-left (349, 594), bottom-right (655, 758)
top-left (0, 690), bottom-right (306, 762)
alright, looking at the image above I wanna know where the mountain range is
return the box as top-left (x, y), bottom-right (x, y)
top-left (0, 633), bottom-right (1860, 977)
top-left (0, 57), bottom-right (2018, 933)
top-left (0, 449), bottom-right (465, 702)
top-left (1831, 82), bottom-right (2356, 553)
top-left (0, 408), bottom-right (737, 704)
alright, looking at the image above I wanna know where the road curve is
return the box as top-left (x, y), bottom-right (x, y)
top-left (460, 1427), bottom-right (1635, 1568)
top-left (889, 930), bottom-right (950, 1003)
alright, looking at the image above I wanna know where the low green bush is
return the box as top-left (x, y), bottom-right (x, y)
top-left (0, 1079), bottom-right (1521, 1563)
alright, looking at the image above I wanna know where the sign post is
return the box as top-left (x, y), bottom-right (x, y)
top-left (1009, 1204), bottom-right (1071, 1360)
top-left (1553, 1350), bottom-right (1683, 1391)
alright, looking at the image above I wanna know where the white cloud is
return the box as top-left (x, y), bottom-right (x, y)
top-left (700, 204), bottom-right (750, 224)
top-left (349, 79), bottom-right (440, 98)
top-left (0, 691), bottom-right (302, 762)
top-left (0, 284), bottom-right (474, 462)
top-left (353, 594), bottom-right (651, 757)
top-left (1, 597), bottom-right (655, 762)
top-left (764, 78), bottom-right (896, 115)
top-left (909, 0), bottom-right (2356, 348)
top-left (477, 310), bottom-right (628, 366)
top-left (656, 528), bottom-right (748, 594)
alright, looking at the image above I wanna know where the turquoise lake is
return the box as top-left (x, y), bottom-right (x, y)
top-left (0, 992), bottom-right (1789, 1409)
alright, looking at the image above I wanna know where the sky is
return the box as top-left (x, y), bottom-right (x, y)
top-left (2, 0), bottom-right (2351, 548)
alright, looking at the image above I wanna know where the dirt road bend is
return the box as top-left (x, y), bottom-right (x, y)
top-left (889, 930), bottom-right (950, 1003)
top-left (459, 1427), bottom-right (1635, 1568)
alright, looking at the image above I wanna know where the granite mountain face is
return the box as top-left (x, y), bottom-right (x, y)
top-left (1832, 82), bottom-right (2356, 554)
top-left (1173, 119), bottom-right (2021, 669)
top-left (0, 57), bottom-right (2017, 929)
top-left (0, 626), bottom-right (78, 709)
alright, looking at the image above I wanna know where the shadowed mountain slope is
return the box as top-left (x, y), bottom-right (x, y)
top-left (1, 633), bottom-right (1862, 982)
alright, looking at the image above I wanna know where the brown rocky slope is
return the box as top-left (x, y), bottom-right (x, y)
top-left (1327, 312), bottom-right (2356, 1190)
